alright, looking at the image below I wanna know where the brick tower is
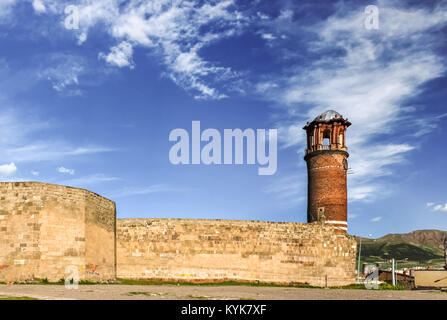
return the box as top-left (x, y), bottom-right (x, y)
top-left (303, 110), bottom-right (351, 233)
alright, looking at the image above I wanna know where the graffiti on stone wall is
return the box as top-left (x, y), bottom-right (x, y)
top-left (87, 263), bottom-right (100, 275)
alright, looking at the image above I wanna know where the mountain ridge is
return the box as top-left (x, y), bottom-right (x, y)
top-left (355, 229), bottom-right (446, 268)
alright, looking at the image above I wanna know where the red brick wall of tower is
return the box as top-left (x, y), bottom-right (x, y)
top-left (305, 150), bottom-right (349, 234)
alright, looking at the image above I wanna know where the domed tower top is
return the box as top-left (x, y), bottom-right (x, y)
top-left (303, 109), bottom-right (351, 156)
top-left (313, 110), bottom-right (343, 122)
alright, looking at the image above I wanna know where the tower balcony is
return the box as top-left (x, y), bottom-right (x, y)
top-left (305, 144), bottom-right (348, 155)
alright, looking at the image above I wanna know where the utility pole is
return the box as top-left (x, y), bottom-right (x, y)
top-left (392, 258), bottom-right (396, 286)
top-left (357, 237), bottom-right (362, 284)
top-left (443, 236), bottom-right (447, 270)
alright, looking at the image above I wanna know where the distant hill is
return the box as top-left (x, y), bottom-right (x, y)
top-left (355, 230), bottom-right (447, 269)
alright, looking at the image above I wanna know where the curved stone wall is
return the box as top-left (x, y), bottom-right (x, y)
top-left (117, 218), bottom-right (357, 287)
top-left (0, 182), bottom-right (116, 282)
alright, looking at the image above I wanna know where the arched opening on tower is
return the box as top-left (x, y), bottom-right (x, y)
top-left (322, 129), bottom-right (331, 146)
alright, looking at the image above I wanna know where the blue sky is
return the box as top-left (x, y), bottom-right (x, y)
top-left (0, 0), bottom-right (446, 237)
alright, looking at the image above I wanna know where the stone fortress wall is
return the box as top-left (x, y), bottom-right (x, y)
top-left (0, 182), bottom-right (357, 287)
top-left (117, 219), bottom-right (357, 286)
top-left (0, 182), bottom-right (116, 283)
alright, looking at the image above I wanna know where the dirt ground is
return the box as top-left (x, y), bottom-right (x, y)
top-left (0, 285), bottom-right (446, 300)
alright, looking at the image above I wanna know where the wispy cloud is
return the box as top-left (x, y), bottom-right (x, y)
top-left (30, 0), bottom-right (246, 100)
top-left (4, 143), bottom-right (114, 162)
top-left (110, 184), bottom-right (180, 198)
top-left (0, 0), bottom-right (17, 21)
top-left (263, 174), bottom-right (306, 208)
top-left (349, 213), bottom-right (358, 219)
top-left (0, 109), bottom-right (114, 164)
top-left (260, 1), bottom-right (447, 203)
top-left (59, 173), bottom-right (120, 187)
top-left (371, 216), bottom-right (382, 222)
top-left (57, 167), bottom-right (75, 175)
top-left (37, 53), bottom-right (85, 95)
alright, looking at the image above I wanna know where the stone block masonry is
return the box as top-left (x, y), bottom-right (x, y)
top-left (0, 182), bottom-right (116, 283)
top-left (0, 182), bottom-right (357, 286)
top-left (117, 218), bottom-right (357, 287)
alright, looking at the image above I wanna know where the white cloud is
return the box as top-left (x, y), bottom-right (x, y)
top-left (38, 54), bottom-right (85, 94)
top-left (426, 202), bottom-right (434, 207)
top-left (371, 216), bottom-right (382, 222)
top-left (0, 109), bottom-right (114, 163)
top-left (0, 0), bottom-right (16, 19)
top-left (432, 203), bottom-right (447, 212)
top-left (110, 184), bottom-right (179, 198)
top-left (31, 170), bottom-right (40, 176)
top-left (257, 12), bottom-right (269, 20)
top-left (99, 41), bottom-right (135, 69)
top-left (32, 0), bottom-right (46, 14)
top-left (4, 143), bottom-right (114, 162)
top-left (261, 33), bottom-right (276, 40)
top-left (77, 33), bottom-right (87, 45)
top-left (348, 185), bottom-right (380, 202)
top-left (57, 167), bottom-right (75, 175)
top-left (59, 173), bottom-right (120, 187)
top-left (263, 174), bottom-right (306, 208)
top-left (0, 162), bottom-right (16, 176)
top-left (347, 144), bottom-right (414, 202)
top-left (0, 109), bottom-right (48, 146)
top-left (33, 0), bottom-right (245, 100)
top-left (259, 2), bottom-right (447, 203)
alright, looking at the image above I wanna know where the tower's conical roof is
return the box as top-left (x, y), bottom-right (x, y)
top-left (314, 110), bottom-right (343, 122)
top-left (303, 109), bottom-right (350, 130)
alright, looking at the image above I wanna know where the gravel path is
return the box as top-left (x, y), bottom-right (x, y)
top-left (0, 285), bottom-right (446, 300)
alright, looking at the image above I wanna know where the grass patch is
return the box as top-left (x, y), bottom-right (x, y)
top-left (117, 279), bottom-right (319, 288)
top-left (186, 295), bottom-right (210, 300)
top-left (378, 283), bottom-right (405, 290)
top-left (330, 283), bottom-right (406, 290)
top-left (0, 296), bottom-right (38, 300)
top-left (330, 283), bottom-right (366, 290)
top-left (356, 238), bottom-right (445, 269)
top-left (127, 291), bottom-right (167, 297)
top-left (128, 291), bottom-right (152, 296)
top-left (7, 278), bottom-right (400, 290)
top-left (78, 280), bottom-right (99, 285)
top-left (8, 278), bottom-right (113, 285)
